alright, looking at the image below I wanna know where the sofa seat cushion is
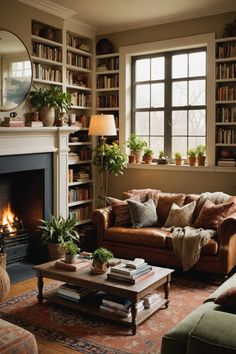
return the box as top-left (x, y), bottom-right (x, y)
top-left (104, 226), bottom-right (169, 248)
top-left (165, 233), bottom-right (218, 255)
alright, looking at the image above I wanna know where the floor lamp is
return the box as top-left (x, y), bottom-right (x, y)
top-left (88, 114), bottom-right (117, 206)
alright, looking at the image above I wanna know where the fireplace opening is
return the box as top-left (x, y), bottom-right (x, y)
top-left (0, 153), bottom-right (53, 265)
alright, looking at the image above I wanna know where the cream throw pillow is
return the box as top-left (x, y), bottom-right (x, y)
top-left (164, 201), bottom-right (196, 228)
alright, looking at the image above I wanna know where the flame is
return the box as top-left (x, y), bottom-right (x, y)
top-left (1, 204), bottom-right (17, 233)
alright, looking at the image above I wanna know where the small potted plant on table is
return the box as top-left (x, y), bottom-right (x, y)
top-left (143, 147), bottom-right (154, 164)
top-left (91, 247), bottom-right (113, 274)
top-left (126, 133), bottom-right (147, 163)
top-left (59, 240), bottom-right (80, 264)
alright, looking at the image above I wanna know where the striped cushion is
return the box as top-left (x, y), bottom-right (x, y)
top-left (107, 196), bottom-right (140, 226)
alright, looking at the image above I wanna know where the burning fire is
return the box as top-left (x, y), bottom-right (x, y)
top-left (1, 204), bottom-right (17, 233)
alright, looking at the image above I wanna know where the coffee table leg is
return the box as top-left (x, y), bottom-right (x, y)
top-left (131, 303), bottom-right (137, 335)
top-left (164, 274), bottom-right (171, 308)
top-left (37, 272), bottom-right (44, 304)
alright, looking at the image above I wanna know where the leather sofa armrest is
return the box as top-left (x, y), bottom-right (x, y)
top-left (218, 212), bottom-right (236, 247)
top-left (91, 207), bottom-right (113, 244)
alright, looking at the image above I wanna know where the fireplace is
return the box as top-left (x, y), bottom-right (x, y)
top-left (0, 153), bottom-right (53, 263)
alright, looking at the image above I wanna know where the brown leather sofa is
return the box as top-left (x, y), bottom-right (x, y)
top-left (91, 191), bottom-right (236, 275)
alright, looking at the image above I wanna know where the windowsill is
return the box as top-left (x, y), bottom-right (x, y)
top-left (127, 163), bottom-right (236, 173)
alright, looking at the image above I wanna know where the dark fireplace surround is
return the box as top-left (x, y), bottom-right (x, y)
top-left (0, 153), bottom-right (53, 263)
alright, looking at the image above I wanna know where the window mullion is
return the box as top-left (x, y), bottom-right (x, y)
top-left (165, 54), bottom-right (172, 158)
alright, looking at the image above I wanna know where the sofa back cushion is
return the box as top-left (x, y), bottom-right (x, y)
top-left (107, 196), bottom-right (140, 226)
top-left (123, 188), bottom-right (160, 205)
top-left (156, 193), bottom-right (185, 226)
top-left (127, 198), bottom-right (158, 228)
top-left (164, 201), bottom-right (196, 228)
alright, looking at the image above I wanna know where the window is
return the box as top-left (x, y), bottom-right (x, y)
top-left (11, 61), bottom-right (31, 77)
top-left (132, 48), bottom-right (206, 160)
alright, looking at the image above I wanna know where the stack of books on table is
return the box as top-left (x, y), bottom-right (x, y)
top-left (143, 293), bottom-right (163, 309)
top-left (107, 258), bottom-right (153, 284)
top-left (100, 294), bottom-right (144, 318)
top-left (55, 258), bottom-right (89, 271)
top-left (57, 283), bottom-right (94, 302)
top-left (217, 158), bottom-right (236, 167)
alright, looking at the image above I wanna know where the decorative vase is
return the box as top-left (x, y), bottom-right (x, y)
top-left (0, 266), bottom-right (10, 302)
top-left (133, 151), bottom-right (142, 164)
top-left (39, 107), bottom-right (55, 127)
top-left (47, 243), bottom-right (65, 260)
top-left (91, 260), bottom-right (109, 274)
top-left (197, 156), bottom-right (206, 166)
top-left (188, 157), bottom-right (197, 166)
top-left (65, 254), bottom-right (78, 264)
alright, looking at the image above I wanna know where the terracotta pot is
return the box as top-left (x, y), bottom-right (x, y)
top-left (0, 267), bottom-right (10, 302)
top-left (128, 155), bottom-right (136, 163)
top-left (197, 156), bottom-right (206, 166)
top-left (143, 155), bottom-right (153, 164)
top-left (64, 254), bottom-right (78, 264)
top-left (188, 157), bottom-right (197, 166)
top-left (39, 107), bottom-right (55, 127)
top-left (175, 158), bottom-right (182, 166)
top-left (47, 243), bottom-right (65, 260)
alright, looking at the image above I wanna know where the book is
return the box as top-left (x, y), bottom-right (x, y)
top-left (107, 269), bottom-right (154, 284)
top-left (57, 284), bottom-right (94, 300)
top-left (110, 263), bottom-right (149, 276)
top-left (126, 258), bottom-right (145, 269)
top-left (100, 304), bottom-right (131, 317)
top-left (25, 121), bottom-right (43, 127)
top-left (102, 295), bottom-right (132, 310)
top-left (55, 259), bottom-right (89, 271)
top-left (110, 266), bottom-right (152, 280)
top-left (143, 293), bottom-right (161, 308)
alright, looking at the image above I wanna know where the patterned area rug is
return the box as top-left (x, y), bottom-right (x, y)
top-left (0, 277), bottom-right (216, 354)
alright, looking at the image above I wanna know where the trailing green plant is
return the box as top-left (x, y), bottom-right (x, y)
top-left (92, 247), bottom-right (113, 263)
top-left (196, 145), bottom-right (206, 157)
top-left (174, 151), bottom-right (182, 159)
top-left (39, 215), bottom-right (80, 245)
top-left (144, 147), bottom-right (154, 156)
top-left (59, 240), bottom-right (80, 255)
top-left (126, 133), bottom-right (147, 152)
top-left (187, 148), bottom-right (197, 158)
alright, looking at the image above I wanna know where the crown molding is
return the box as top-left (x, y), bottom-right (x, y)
top-left (96, 2), bottom-right (236, 35)
top-left (65, 18), bottom-right (96, 38)
top-left (17, 0), bottom-right (77, 19)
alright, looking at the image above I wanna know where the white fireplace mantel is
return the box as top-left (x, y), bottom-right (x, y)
top-left (0, 127), bottom-right (78, 218)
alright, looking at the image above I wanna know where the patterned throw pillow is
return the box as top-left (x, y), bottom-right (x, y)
top-left (193, 199), bottom-right (234, 230)
top-left (215, 287), bottom-right (236, 310)
top-left (127, 199), bottom-right (158, 229)
top-left (164, 201), bottom-right (196, 228)
top-left (106, 196), bottom-right (140, 226)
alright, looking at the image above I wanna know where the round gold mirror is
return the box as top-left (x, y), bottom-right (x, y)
top-left (0, 29), bottom-right (32, 111)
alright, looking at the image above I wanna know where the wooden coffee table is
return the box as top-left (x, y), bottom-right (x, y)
top-left (34, 260), bottom-right (174, 335)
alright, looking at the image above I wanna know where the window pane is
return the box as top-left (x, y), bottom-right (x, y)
top-left (172, 54), bottom-right (187, 78)
top-left (151, 57), bottom-right (165, 80)
top-left (150, 137), bottom-right (164, 158)
top-left (136, 59), bottom-right (150, 81)
top-left (189, 52), bottom-right (206, 77)
top-left (172, 110), bottom-right (187, 136)
top-left (189, 110), bottom-right (205, 136)
top-left (172, 81), bottom-right (187, 106)
top-left (172, 137), bottom-right (187, 158)
top-left (151, 83), bottom-right (164, 108)
top-left (136, 84), bottom-right (150, 108)
top-left (189, 136), bottom-right (205, 149)
top-left (135, 112), bottom-right (149, 135)
top-left (150, 111), bottom-right (164, 135)
top-left (189, 80), bottom-right (205, 105)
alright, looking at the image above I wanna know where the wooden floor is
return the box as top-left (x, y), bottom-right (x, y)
top-left (8, 277), bottom-right (82, 354)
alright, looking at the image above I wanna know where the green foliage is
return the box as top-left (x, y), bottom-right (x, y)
top-left (159, 150), bottom-right (165, 158)
top-left (188, 148), bottom-right (197, 158)
top-left (92, 142), bottom-right (127, 176)
top-left (126, 133), bottom-right (147, 152)
top-left (29, 86), bottom-right (72, 112)
top-left (196, 145), bottom-right (206, 157)
top-left (38, 215), bottom-right (80, 245)
top-left (59, 240), bottom-right (80, 255)
top-left (144, 147), bottom-right (154, 156)
top-left (92, 247), bottom-right (113, 263)
top-left (174, 151), bottom-right (182, 159)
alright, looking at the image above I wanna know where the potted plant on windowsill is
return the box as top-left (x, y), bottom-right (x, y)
top-left (174, 152), bottom-right (183, 166)
top-left (91, 247), bottom-right (113, 274)
top-left (196, 145), bottom-right (206, 166)
top-left (188, 148), bottom-right (197, 166)
top-left (143, 147), bottom-right (154, 164)
top-left (38, 215), bottom-right (80, 260)
top-left (59, 240), bottom-right (80, 264)
top-left (126, 133), bottom-right (147, 163)
top-left (157, 150), bottom-right (169, 164)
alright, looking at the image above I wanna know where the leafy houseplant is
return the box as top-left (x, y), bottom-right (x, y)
top-left (188, 148), bottom-right (197, 166)
top-left (157, 150), bottom-right (169, 165)
top-left (38, 215), bottom-right (80, 260)
top-left (92, 142), bottom-right (127, 207)
top-left (143, 147), bottom-right (154, 164)
top-left (91, 247), bottom-right (113, 273)
top-left (126, 133), bottom-right (147, 163)
top-left (59, 240), bottom-right (80, 264)
top-left (196, 145), bottom-right (206, 166)
top-left (174, 152), bottom-right (183, 166)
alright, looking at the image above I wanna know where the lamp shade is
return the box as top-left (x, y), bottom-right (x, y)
top-left (88, 114), bottom-right (117, 136)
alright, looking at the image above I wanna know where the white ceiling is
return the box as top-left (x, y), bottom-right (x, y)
top-left (21, 0), bottom-right (236, 34)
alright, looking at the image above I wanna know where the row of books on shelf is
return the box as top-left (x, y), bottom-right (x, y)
top-left (96, 94), bottom-right (119, 108)
top-left (66, 34), bottom-right (90, 53)
top-left (216, 128), bottom-right (236, 144)
top-left (67, 52), bottom-right (91, 69)
top-left (68, 169), bottom-right (90, 183)
top-left (68, 186), bottom-right (93, 203)
top-left (68, 150), bottom-right (92, 162)
top-left (96, 57), bottom-right (119, 71)
top-left (71, 93), bottom-right (92, 107)
top-left (216, 107), bottom-right (236, 122)
top-left (216, 63), bottom-right (236, 80)
top-left (32, 43), bottom-right (62, 62)
top-left (216, 86), bottom-right (236, 101)
top-left (96, 74), bottom-right (119, 89)
top-left (217, 158), bottom-right (236, 167)
top-left (216, 44), bottom-right (236, 59)
top-left (69, 204), bottom-right (92, 220)
top-left (107, 258), bottom-right (153, 285)
top-left (33, 63), bottom-right (62, 82)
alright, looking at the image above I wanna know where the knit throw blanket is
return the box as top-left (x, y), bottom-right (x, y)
top-left (172, 226), bottom-right (216, 271)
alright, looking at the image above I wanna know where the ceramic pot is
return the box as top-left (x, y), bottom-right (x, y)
top-left (143, 155), bottom-right (153, 164)
top-left (47, 243), bottom-right (65, 260)
top-left (39, 107), bottom-right (55, 126)
top-left (175, 158), bottom-right (182, 166)
top-left (65, 254), bottom-right (78, 264)
top-left (197, 156), bottom-right (206, 166)
top-left (133, 151), bottom-right (142, 164)
top-left (188, 157), bottom-right (197, 166)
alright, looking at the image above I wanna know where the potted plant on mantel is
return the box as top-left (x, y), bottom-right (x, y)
top-left (126, 133), bottom-right (147, 163)
top-left (39, 215), bottom-right (80, 260)
top-left (59, 240), bottom-right (80, 264)
top-left (91, 247), bottom-right (113, 274)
